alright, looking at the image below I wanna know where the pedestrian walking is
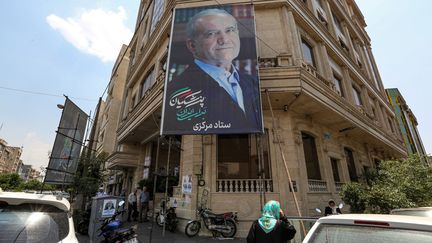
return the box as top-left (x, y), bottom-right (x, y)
top-left (139, 186), bottom-right (150, 222)
top-left (127, 189), bottom-right (138, 222)
top-left (246, 200), bottom-right (296, 243)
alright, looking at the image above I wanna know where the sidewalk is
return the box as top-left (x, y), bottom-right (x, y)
top-left (76, 221), bottom-right (245, 243)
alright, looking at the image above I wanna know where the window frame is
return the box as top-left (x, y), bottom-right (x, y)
top-left (301, 38), bottom-right (317, 67)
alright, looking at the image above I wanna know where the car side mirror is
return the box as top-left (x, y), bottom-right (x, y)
top-left (315, 208), bottom-right (322, 213)
top-left (339, 203), bottom-right (344, 209)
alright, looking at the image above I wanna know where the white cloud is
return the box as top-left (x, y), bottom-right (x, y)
top-left (21, 132), bottom-right (52, 170)
top-left (46, 6), bottom-right (133, 62)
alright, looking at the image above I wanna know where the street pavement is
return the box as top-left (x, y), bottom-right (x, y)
top-left (76, 220), bottom-right (246, 243)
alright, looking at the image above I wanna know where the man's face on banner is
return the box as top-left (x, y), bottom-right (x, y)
top-left (188, 13), bottom-right (240, 69)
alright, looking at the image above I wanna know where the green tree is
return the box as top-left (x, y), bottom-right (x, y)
top-left (22, 179), bottom-right (54, 191)
top-left (70, 152), bottom-right (107, 206)
top-left (341, 154), bottom-right (432, 213)
top-left (0, 173), bottom-right (24, 191)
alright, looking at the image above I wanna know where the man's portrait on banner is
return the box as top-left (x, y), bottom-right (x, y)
top-left (161, 4), bottom-right (263, 135)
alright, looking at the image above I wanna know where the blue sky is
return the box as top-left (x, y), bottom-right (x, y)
top-left (0, 1), bottom-right (139, 169)
top-left (0, 1), bottom-right (430, 171)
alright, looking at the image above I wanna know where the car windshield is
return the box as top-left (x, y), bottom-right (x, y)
top-left (0, 202), bottom-right (69, 243)
top-left (310, 224), bottom-right (432, 243)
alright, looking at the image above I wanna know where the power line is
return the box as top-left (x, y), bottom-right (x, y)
top-left (0, 85), bottom-right (97, 102)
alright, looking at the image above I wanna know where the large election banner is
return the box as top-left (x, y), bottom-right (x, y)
top-left (45, 98), bottom-right (88, 184)
top-left (161, 4), bottom-right (263, 135)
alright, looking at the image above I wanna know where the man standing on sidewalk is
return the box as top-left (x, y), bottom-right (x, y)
top-left (139, 186), bottom-right (150, 222)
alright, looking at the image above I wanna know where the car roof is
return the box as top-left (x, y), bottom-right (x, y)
top-left (0, 191), bottom-right (70, 211)
top-left (317, 214), bottom-right (432, 231)
top-left (391, 207), bottom-right (432, 212)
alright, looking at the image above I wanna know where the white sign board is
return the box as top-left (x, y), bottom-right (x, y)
top-left (102, 199), bottom-right (116, 217)
top-left (182, 175), bottom-right (192, 194)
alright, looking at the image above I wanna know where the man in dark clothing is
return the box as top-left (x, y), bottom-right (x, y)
top-left (324, 199), bottom-right (342, 216)
top-left (139, 186), bottom-right (150, 222)
top-left (247, 200), bottom-right (296, 243)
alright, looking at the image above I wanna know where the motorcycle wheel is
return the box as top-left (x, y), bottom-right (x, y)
top-left (221, 220), bottom-right (237, 238)
top-left (185, 221), bottom-right (200, 237)
top-left (168, 221), bottom-right (177, 232)
top-left (156, 213), bottom-right (165, 227)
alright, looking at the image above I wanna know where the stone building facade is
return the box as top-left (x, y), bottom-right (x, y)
top-left (89, 45), bottom-right (130, 195)
top-left (0, 138), bottom-right (23, 174)
top-left (104, 0), bottom-right (407, 237)
top-left (386, 88), bottom-right (427, 158)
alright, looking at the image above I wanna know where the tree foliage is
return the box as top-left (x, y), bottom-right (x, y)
top-left (341, 154), bottom-right (432, 213)
top-left (0, 174), bottom-right (54, 191)
top-left (0, 173), bottom-right (24, 191)
top-left (70, 152), bottom-right (107, 199)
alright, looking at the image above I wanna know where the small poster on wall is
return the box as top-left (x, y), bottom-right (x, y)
top-left (182, 175), bottom-right (192, 194)
top-left (102, 199), bottom-right (116, 217)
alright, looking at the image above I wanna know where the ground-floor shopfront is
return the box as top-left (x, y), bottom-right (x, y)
top-left (107, 107), bottom-right (405, 237)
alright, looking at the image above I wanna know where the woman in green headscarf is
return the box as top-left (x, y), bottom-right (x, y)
top-left (247, 200), bottom-right (296, 243)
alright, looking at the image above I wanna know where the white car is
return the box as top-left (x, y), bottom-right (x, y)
top-left (390, 207), bottom-right (432, 217)
top-left (0, 190), bottom-right (78, 243)
top-left (303, 214), bottom-right (432, 243)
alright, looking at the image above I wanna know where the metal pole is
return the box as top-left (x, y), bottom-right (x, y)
top-left (265, 90), bottom-right (306, 236)
top-left (259, 134), bottom-right (267, 204)
top-left (149, 136), bottom-right (161, 243)
top-left (162, 137), bottom-right (172, 242)
top-left (256, 134), bottom-right (264, 210)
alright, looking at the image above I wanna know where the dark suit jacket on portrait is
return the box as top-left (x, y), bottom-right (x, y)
top-left (162, 62), bottom-right (263, 134)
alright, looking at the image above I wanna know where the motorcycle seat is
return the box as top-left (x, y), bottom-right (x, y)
top-left (114, 227), bottom-right (133, 234)
top-left (206, 212), bottom-right (229, 218)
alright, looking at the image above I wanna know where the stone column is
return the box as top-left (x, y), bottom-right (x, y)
top-left (174, 135), bottom-right (203, 223)
top-left (342, 67), bottom-right (354, 103)
top-left (366, 45), bottom-right (386, 95)
top-left (286, 9), bottom-right (303, 65)
top-left (318, 41), bottom-right (333, 80)
top-left (322, 0), bottom-right (337, 38)
top-left (360, 85), bottom-right (372, 115)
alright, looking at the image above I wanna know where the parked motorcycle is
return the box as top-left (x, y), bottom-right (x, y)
top-left (185, 207), bottom-right (238, 238)
top-left (98, 200), bottom-right (138, 243)
top-left (155, 199), bottom-right (178, 232)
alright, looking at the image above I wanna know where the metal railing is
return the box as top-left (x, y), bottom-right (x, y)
top-left (308, 179), bottom-right (328, 192)
top-left (335, 182), bottom-right (345, 192)
top-left (216, 179), bottom-right (273, 193)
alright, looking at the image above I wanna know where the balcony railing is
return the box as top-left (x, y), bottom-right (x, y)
top-left (216, 179), bottom-right (273, 193)
top-left (335, 182), bottom-right (345, 192)
top-left (308, 179), bottom-right (328, 192)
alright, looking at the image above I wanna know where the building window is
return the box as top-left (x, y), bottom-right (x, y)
top-left (344, 148), bottom-right (357, 181)
top-left (333, 73), bottom-right (344, 97)
top-left (352, 86), bottom-right (363, 106)
top-left (313, 0), bottom-right (328, 25)
top-left (217, 132), bottom-right (271, 179)
top-left (330, 157), bottom-right (341, 182)
top-left (332, 15), bottom-right (348, 51)
top-left (131, 93), bottom-right (137, 108)
top-left (388, 117), bottom-right (395, 133)
top-left (122, 91), bottom-right (129, 118)
top-left (150, 0), bottom-right (165, 33)
top-left (140, 68), bottom-right (155, 98)
top-left (302, 39), bottom-right (316, 67)
top-left (302, 132), bottom-right (321, 180)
